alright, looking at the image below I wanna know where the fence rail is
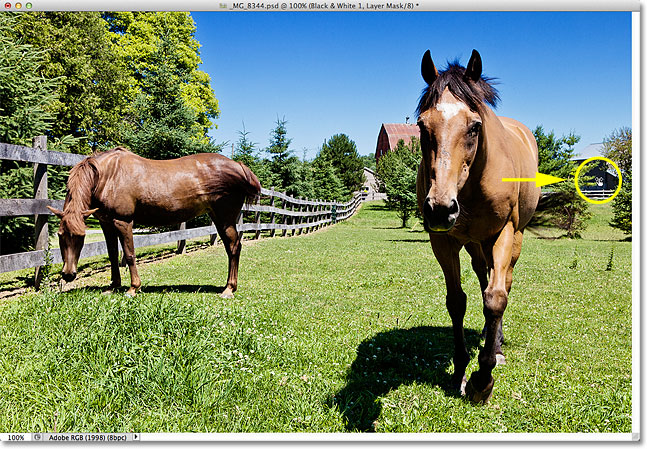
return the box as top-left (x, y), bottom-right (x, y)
top-left (0, 137), bottom-right (363, 287)
top-left (579, 189), bottom-right (616, 199)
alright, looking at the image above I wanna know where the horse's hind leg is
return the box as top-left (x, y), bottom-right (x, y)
top-left (430, 234), bottom-right (468, 394)
top-left (210, 211), bottom-right (242, 299)
top-left (99, 220), bottom-right (121, 291)
top-left (114, 219), bottom-right (141, 297)
top-left (466, 222), bottom-right (515, 404)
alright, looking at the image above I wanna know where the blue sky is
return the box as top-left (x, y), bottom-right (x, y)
top-left (192, 12), bottom-right (632, 159)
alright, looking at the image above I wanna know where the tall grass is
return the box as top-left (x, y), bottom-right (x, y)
top-left (0, 202), bottom-right (632, 433)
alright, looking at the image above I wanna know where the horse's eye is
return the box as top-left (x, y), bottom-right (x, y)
top-left (468, 122), bottom-right (482, 137)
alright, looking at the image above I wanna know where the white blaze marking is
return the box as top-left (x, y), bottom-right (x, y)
top-left (435, 102), bottom-right (466, 120)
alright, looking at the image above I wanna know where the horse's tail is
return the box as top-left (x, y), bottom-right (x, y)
top-left (238, 162), bottom-right (262, 205)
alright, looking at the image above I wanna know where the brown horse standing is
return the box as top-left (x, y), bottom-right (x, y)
top-left (48, 147), bottom-right (261, 298)
top-left (415, 50), bottom-right (540, 403)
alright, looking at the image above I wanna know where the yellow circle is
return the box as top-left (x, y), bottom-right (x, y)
top-left (574, 156), bottom-right (623, 204)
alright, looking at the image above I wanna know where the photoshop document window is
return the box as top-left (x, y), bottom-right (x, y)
top-left (0, 0), bottom-right (638, 443)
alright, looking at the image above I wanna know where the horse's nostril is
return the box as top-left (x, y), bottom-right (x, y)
top-left (423, 200), bottom-right (434, 219)
top-left (62, 271), bottom-right (77, 282)
top-left (449, 199), bottom-right (459, 215)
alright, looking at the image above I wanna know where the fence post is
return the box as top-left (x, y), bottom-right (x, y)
top-left (237, 211), bottom-right (244, 240)
top-left (210, 221), bottom-right (218, 246)
top-left (297, 197), bottom-right (303, 235)
top-left (177, 222), bottom-right (186, 254)
top-left (281, 198), bottom-right (288, 237)
top-left (254, 195), bottom-right (262, 240)
top-left (292, 200), bottom-right (298, 236)
top-left (269, 189), bottom-right (276, 238)
top-left (315, 199), bottom-right (324, 231)
top-left (33, 135), bottom-right (48, 290)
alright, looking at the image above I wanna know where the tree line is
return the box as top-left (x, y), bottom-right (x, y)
top-left (232, 118), bottom-right (365, 202)
top-left (0, 12), bottom-right (368, 254)
top-left (377, 125), bottom-right (632, 238)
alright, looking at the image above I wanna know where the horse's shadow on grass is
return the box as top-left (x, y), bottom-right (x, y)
top-left (329, 326), bottom-right (480, 432)
top-left (75, 284), bottom-right (226, 296)
top-left (141, 284), bottom-right (226, 295)
top-left (386, 238), bottom-right (429, 243)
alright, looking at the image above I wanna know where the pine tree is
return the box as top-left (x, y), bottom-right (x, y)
top-left (233, 124), bottom-right (259, 169)
top-left (0, 13), bottom-right (60, 254)
top-left (312, 154), bottom-right (345, 201)
top-left (122, 34), bottom-right (212, 159)
top-left (266, 117), bottom-right (300, 194)
top-left (319, 134), bottom-right (365, 198)
top-left (376, 138), bottom-right (421, 227)
top-left (531, 126), bottom-right (591, 238)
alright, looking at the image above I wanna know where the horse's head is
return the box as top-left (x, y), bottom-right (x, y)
top-left (47, 206), bottom-right (97, 282)
top-left (416, 49), bottom-right (498, 233)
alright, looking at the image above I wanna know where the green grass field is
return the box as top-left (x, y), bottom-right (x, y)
top-left (0, 201), bottom-right (633, 433)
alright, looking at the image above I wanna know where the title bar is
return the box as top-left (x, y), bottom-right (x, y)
top-left (1, 0), bottom-right (640, 11)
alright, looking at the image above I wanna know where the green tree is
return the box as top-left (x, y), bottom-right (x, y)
top-left (0, 14), bottom-right (57, 146)
top-left (14, 12), bottom-right (130, 153)
top-left (0, 13), bottom-right (62, 254)
top-left (265, 117), bottom-right (301, 195)
top-left (602, 127), bottom-right (631, 236)
top-left (602, 127), bottom-right (631, 174)
top-left (233, 124), bottom-right (259, 169)
top-left (122, 34), bottom-right (213, 160)
top-left (319, 134), bottom-right (365, 197)
top-left (532, 126), bottom-right (591, 238)
top-left (292, 157), bottom-right (315, 200)
top-left (103, 12), bottom-right (219, 145)
top-left (359, 154), bottom-right (377, 172)
top-left (377, 138), bottom-right (421, 227)
top-left (312, 154), bottom-right (345, 201)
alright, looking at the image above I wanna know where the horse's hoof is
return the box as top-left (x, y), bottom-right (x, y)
top-left (125, 289), bottom-right (137, 298)
top-left (465, 376), bottom-right (494, 404)
top-left (496, 353), bottom-right (507, 366)
top-left (220, 289), bottom-right (234, 299)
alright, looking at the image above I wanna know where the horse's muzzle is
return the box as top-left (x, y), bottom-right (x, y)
top-left (62, 271), bottom-right (77, 282)
top-left (423, 198), bottom-right (459, 232)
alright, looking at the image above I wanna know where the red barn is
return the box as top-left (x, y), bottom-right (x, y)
top-left (375, 123), bottom-right (420, 164)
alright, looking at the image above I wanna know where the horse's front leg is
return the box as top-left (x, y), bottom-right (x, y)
top-left (114, 219), bottom-right (141, 297)
top-left (466, 222), bottom-right (515, 404)
top-left (430, 234), bottom-right (468, 394)
top-left (465, 242), bottom-right (505, 365)
top-left (99, 220), bottom-right (121, 291)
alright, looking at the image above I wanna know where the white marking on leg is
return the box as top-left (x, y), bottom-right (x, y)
top-left (436, 102), bottom-right (466, 120)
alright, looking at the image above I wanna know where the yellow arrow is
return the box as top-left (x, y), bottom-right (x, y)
top-left (502, 172), bottom-right (565, 188)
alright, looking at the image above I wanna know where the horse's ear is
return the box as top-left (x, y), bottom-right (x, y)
top-left (421, 50), bottom-right (438, 85)
top-left (47, 206), bottom-right (64, 219)
top-left (82, 208), bottom-right (98, 218)
top-left (464, 49), bottom-right (482, 81)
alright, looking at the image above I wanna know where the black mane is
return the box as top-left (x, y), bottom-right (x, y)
top-left (416, 60), bottom-right (499, 117)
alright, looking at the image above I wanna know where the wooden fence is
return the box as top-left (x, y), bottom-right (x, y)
top-left (0, 137), bottom-right (363, 288)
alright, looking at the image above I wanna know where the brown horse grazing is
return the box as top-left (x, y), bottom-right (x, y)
top-left (415, 50), bottom-right (540, 403)
top-left (48, 147), bottom-right (261, 298)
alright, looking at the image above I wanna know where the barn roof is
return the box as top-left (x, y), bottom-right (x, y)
top-left (572, 143), bottom-right (618, 177)
top-left (573, 143), bottom-right (604, 161)
top-left (382, 123), bottom-right (420, 150)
